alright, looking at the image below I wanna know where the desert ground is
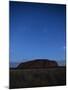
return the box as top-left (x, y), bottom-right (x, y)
top-left (10, 66), bottom-right (66, 89)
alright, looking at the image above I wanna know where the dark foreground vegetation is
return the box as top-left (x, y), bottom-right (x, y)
top-left (9, 59), bottom-right (66, 89)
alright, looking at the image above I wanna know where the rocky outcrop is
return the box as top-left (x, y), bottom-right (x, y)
top-left (17, 59), bottom-right (58, 69)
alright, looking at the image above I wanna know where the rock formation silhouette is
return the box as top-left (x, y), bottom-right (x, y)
top-left (17, 59), bottom-right (58, 69)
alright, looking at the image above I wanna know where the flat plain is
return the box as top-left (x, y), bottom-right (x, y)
top-left (10, 66), bottom-right (66, 89)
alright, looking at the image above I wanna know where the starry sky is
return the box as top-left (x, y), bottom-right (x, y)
top-left (10, 1), bottom-right (66, 63)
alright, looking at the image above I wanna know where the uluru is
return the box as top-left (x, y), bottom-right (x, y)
top-left (17, 59), bottom-right (58, 69)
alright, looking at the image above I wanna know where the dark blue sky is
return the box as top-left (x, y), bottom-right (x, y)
top-left (10, 1), bottom-right (66, 63)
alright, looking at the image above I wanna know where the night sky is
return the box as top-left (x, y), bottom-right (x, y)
top-left (10, 1), bottom-right (66, 63)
